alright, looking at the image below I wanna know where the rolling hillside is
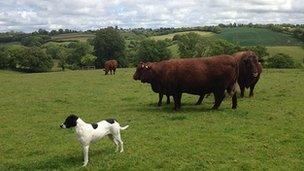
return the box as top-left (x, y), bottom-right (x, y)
top-left (215, 27), bottom-right (304, 46)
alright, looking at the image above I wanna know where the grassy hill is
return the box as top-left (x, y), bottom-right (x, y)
top-left (267, 46), bottom-right (304, 63)
top-left (215, 27), bottom-right (304, 46)
top-left (151, 31), bottom-right (214, 41)
top-left (1, 68), bottom-right (304, 170)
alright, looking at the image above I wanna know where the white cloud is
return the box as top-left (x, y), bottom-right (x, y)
top-left (0, 0), bottom-right (303, 32)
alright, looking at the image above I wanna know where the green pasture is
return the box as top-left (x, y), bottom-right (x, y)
top-left (151, 31), bottom-right (214, 41)
top-left (1, 68), bottom-right (304, 170)
top-left (216, 27), bottom-right (304, 46)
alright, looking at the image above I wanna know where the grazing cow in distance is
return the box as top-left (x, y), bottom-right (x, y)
top-left (104, 60), bottom-right (118, 75)
top-left (133, 55), bottom-right (239, 111)
top-left (233, 51), bottom-right (262, 97)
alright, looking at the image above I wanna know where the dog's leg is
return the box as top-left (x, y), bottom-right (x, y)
top-left (113, 133), bottom-right (124, 153)
top-left (82, 145), bottom-right (89, 167)
top-left (108, 134), bottom-right (119, 152)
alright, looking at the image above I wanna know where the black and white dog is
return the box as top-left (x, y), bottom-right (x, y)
top-left (60, 114), bottom-right (129, 167)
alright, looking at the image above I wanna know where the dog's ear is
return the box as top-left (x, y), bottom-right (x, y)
top-left (64, 114), bottom-right (79, 128)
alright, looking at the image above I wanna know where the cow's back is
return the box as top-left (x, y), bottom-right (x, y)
top-left (152, 55), bottom-right (238, 94)
top-left (105, 60), bottom-right (118, 70)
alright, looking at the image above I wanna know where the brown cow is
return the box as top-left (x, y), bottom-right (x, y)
top-left (133, 55), bottom-right (239, 110)
top-left (104, 60), bottom-right (118, 75)
top-left (233, 51), bottom-right (262, 97)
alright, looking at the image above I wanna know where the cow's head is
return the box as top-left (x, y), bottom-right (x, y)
top-left (133, 62), bottom-right (144, 80)
top-left (242, 51), bottom-right (261, 78)
top-left (133, 62), bottom-right (155, 83)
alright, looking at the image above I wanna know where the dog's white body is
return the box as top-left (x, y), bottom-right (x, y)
top-left (61, 116), bottom-right (128, 167)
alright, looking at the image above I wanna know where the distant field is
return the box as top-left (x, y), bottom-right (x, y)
top-left (51, 33), bottom-right (95, 42)
top-left (267, 46), bottom-right (304, 63)
top-left (216, 27), bottom-right (304, 46)
top-left (1, 68), bottom-right (304, 170)
top-left (151, 31), bottom-right (214, 40)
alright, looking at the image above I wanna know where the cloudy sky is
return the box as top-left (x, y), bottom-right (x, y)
top-left (0, 0), bottom-right (303, 32)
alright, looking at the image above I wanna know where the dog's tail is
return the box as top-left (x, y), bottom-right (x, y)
top-left (120, 125), bottom-right (129, 130)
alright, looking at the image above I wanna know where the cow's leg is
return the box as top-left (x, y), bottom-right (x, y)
top-left (212, 90), bottom-right (225, 109)
top-left (232, 92), bottom-right (237, 109)
top-left (166, 95), bottom-right (170, 104)
top-left (240, 85), bottom-right (245, 98)
top-left (110, 70), bottom-right (112, 75)
top-left (173, 93), bottom-right (182, 111)
top-left (158, 93), bottom-right (163, 106)
top-left (195, 94), bottom-right (205, 105)
top-left (113, 69), bottom-right (116, 75)
top-left (249, 84), bottom-right (255, 97)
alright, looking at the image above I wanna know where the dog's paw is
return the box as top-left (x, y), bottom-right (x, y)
top-left (82, 163), bottom-right (88, 167)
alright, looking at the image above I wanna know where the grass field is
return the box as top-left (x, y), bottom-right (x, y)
top-left (216, 27), bottom-right (304, 46)
top-left (51, 33), bottom-right (95, 42)
top-left (151, 31), bottom-right (214, 41)
top-left (267, 46), bottom-right (304, 63)
top-left (1, 68), bottom-right (304, 170)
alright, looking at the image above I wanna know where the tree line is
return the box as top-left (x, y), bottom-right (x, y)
top-left (0, 26), bottom-right (302, 72)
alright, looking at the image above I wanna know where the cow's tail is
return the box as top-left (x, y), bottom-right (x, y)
top-left (231, 60), bottom-right (239, 109)
top-left (227, 59), bottom-right (239, 96)
top-left (120, 125), bottom-right (129, 130)
top-left (227, 59), bottom-right (239, 109)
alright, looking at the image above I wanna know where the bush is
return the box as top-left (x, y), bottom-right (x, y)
top-left (266, 53), bottom-right (296, 68)
top-left (0, 46), bottom-right (11, 69)
top-left (17, 47), bottom-right (53, 72)
top-left (135, 39), bottom-right (172, 63)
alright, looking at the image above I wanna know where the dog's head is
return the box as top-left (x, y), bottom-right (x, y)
top-left (60, 114), bottom-right (79, 129)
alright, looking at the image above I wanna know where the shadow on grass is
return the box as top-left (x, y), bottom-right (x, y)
top-left (2, 148), bottom-right (115, 170)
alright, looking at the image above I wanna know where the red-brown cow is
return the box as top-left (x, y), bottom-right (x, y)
top-left (133, 55), bottom-right (239, 110)
top-left (104, 60), bottom-right (118, 75)
top-left (233, 51), bottom-right (262, 97)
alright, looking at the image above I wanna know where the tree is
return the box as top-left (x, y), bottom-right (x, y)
top-left (93, 27), bottom-right (125, 67)
top-left (176, 33), bottom-right (240, 58)
top-left (80, 54), bottom-right (97, 66)
top-left (177, 32), bottom-right (200, 57)
top-left (67, 42), bottom-right (94, 67)
top-left (57, 47), bottom-right (68, 71)
top-left (135, 39), bottom-right (171, 63)
top-left (266, 53), bottom-right (295, 68)
top-left (44, 43), bottom-right (61, 59)
top-left (6, 45), bottom-right (27, 69)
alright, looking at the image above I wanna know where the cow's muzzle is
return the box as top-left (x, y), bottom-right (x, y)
top-left (252, 72), bottom-right (259, 77)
